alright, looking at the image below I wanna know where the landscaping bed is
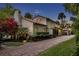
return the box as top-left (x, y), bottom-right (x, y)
top-left (2, 42), bottom-right (23, 48)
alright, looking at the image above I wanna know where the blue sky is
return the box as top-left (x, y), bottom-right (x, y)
top-left (0, 3), bottom-right (73, 21)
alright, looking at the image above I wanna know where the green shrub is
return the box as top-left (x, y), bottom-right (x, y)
top-left (36, 32), bottom-right (49, 36)
top-left (15, 28), bottom-right (29, 42)
top-left (27, 32), bottom-right (51, 42)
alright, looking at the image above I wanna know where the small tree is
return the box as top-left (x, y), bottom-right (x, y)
top-left (24, 12), bottom-right (33, 19)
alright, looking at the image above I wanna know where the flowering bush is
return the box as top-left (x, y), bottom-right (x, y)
top-left (0, 17), bottom-right (18, 34)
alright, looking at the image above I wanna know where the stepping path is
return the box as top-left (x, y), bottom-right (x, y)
top-left (0, 35), bottom-right (75, 56)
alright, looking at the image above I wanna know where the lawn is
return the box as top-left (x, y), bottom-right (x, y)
top-left (38, 38), bottom-right (76, 56)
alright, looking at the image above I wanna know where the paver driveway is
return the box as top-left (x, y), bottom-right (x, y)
top-left (0, 35), bottom-right (75, 56)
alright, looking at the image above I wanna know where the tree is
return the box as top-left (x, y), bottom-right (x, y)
top-left (64, 4), bottom-right (78, 15)
top-left (58, 12), bottom-right (66, 35)
top-left (0, 3), bottom-right (15, 33)
top-left (64, 3), bottom-right (79, 55)
top-left (24, 12), bottom-right (33, 19)
top-left (0, 3), bottom-right (14, 21)
top-left (0, 4), bottom-right (18, 48)
top-left (58, 12), bottom-right (66, 24)
top-left (58, 12), bottom-right (66, 19)
top-left (70, 16), bottom-right (77, 21)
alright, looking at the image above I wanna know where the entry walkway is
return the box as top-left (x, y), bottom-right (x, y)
top-left (0, 35), bottom-right (75, 56)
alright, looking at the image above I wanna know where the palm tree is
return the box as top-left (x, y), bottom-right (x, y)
top-left (24, 12), bottom-right (33, 19)
top-left (58, 12), bottom-right (66, 22)
top-left (58, 12), bottom-right (66, 34)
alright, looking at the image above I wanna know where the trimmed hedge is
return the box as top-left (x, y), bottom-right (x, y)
top-left (27, 32), bottom-right (53, 42)
top-left (36, 32), bottom-right (49, 36)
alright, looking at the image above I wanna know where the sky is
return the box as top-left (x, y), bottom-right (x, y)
top-left (0, 3), bottom-right (73, 21)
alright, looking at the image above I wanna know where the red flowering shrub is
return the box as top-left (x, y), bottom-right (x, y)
top-left (0, 17), bottom-right (18, 34)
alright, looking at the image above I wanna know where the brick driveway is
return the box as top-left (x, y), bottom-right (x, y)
top-left (0, 35), bottom-right (74, 56)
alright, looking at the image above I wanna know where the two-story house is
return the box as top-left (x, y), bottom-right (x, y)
top-left (14, 10), bottom-right (48, 37)
top-left (33, 15), bottom-right (48, 36)
top-left (14, 10), bottom-right (62, 38)
top-left (46, 18), bottom-right (56, 36)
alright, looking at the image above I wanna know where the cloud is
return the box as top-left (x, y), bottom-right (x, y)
top-left (33, 9), bottom-right (40, 14)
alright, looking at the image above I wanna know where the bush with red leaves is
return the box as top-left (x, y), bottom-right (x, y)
top-left (0, 17), bottom-right (18, 34)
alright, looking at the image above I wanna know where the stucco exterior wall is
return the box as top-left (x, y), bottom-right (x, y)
top-left (33, 17), bottom-right (47, 25)
top-left (47, 20), bottom-right (56, 29)
top-left (46, 20), bottom-right (57, 35)
top-left (14, 10), bottom-right (22, 27)
top-left (21, 19), bottom-right (33, 36)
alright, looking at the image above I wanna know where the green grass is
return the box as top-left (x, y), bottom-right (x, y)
top-left (39, 38), bottom-right (76, 56)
